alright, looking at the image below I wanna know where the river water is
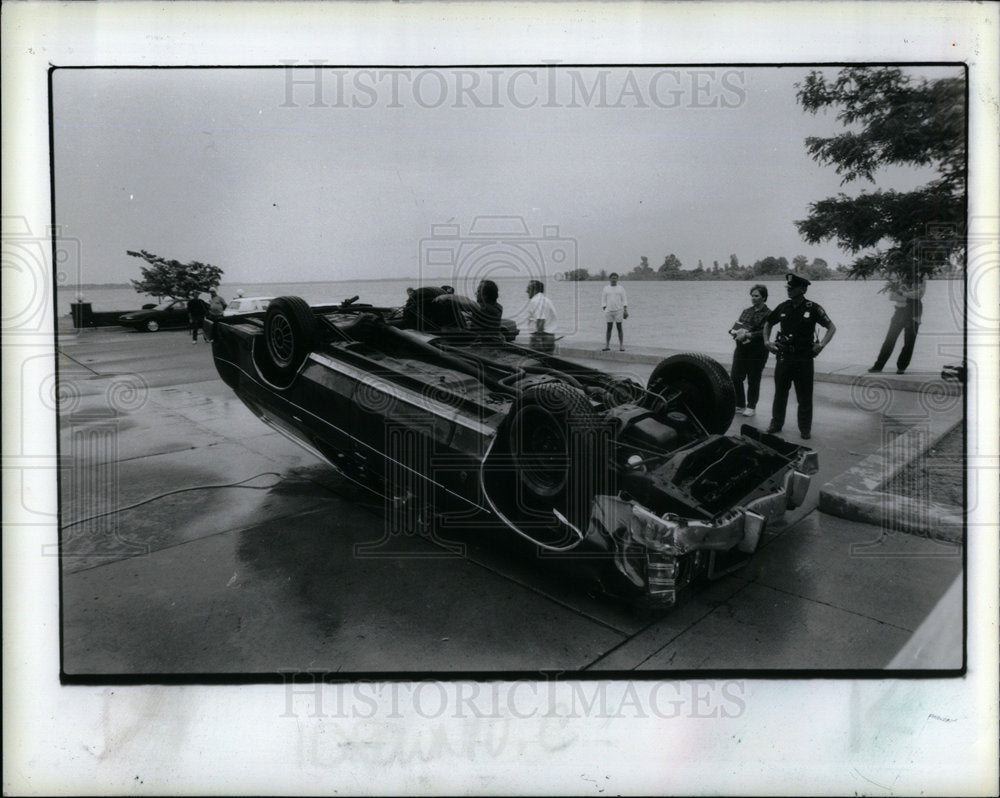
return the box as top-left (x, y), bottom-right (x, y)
top-left (59, 277), bottom-right (966, 369)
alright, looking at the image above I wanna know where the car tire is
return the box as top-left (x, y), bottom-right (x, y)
top-left (263, 296), bottom-right (316, 377)
top-left (647, 352), bottom-right (736, 435)
top-left (145, 319), bottom-right (160, 332)
top-left (507, 381), bottom-right (610, 527)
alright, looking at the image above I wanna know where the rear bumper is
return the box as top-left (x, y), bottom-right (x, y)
top-left (589, 464), bottom-right (810, 557)
top-left (585, 452), bottom-right (814, 605)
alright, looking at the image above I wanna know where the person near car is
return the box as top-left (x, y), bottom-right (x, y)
top-left (762, 273), bottom-right (836, 440)
top-left (868, 270), bottom-right (926, 375)
top-left (728, 284), bottom-right (771, 418)
top-left (525, 279), bottom-right (557, 333)
top-left (208, 289), bottom-right (227, 317)
top-left (187, 292), bottom-right (209, 344)
top-left (205, 289), bottom-right (227, 342)
top-left (601, 272), bottom-right (628, 351)
top-left (470, 279), bottom-right (503, 340)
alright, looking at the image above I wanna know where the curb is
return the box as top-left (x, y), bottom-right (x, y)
top-left (557, 345), bottom-right (962, 395)
top-left (818, 419), bottom-right (964, 544)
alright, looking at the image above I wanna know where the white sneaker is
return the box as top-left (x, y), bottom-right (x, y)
top-left (735, 407), bottom-right (745, 414)
top-left (191, 340), bottom-right (197, 345)
top-left (742, 407), bottom-right (755, 417)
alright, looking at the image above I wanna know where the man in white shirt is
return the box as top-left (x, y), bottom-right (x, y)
top-left (601, 272), bottom-right (629, 351)
top-left (525, 279), bottom-right (557, 333)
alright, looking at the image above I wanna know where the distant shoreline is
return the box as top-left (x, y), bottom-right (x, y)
top-left (60, 273), bottom-right (963, 292)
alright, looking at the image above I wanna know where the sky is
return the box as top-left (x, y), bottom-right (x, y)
top-left (51, 65), bottom-right (960, 286)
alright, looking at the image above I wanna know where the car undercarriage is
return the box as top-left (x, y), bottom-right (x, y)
top-left (212, 293), bottom-right (817, 610)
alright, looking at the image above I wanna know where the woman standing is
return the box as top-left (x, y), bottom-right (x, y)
top-left (729, 284), bottom-right (771, 417)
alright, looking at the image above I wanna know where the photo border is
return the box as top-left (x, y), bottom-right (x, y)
top-left (4, 2), bottom-right (997, 795)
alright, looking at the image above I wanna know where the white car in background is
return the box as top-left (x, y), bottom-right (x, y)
top-left (223, 296), bottom-right (273, 316)
top-left (204, 296), bottom-right (274, 341)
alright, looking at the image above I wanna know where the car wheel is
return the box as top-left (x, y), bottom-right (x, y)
top-left (647, 352), bottom-right (736, 434)
top-left (263, 296), bottom-right (317, 376)
top-left (507, 382), bottom-right (610, 525)
top-left (145, 319), bottom-right (160, 332)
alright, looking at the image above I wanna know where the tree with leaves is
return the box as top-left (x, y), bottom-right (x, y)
top-left (623, 256), bottom-right (654, 281)
top-left (127, 249), bottom-right (225, 300)
top-left (794, 67), bottom-right (965, 280)
top-left (801, 257), bottom-right (832, 281)
top-left (752, 256), bottom-right (788, 277)
top-left (658, 253), bottom-right (683, 278)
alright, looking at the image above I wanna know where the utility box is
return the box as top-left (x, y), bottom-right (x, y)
top-left (71, 301), bottom-right (93, 328)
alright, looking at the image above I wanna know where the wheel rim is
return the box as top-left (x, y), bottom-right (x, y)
top-left (512, 407), bottom-right (569, 496)
top-left (267, 312), bottom-right (295, 367)
top-left (146, 320), bottom-right (159, 332)
top-left (649, 354), bottom-right (736, 435)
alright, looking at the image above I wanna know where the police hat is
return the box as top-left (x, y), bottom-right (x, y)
top-left (785, 272), bottom-right (811, 288)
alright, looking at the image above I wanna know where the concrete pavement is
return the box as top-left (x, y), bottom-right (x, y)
top-left (56, 324), bottom-right (964, 676)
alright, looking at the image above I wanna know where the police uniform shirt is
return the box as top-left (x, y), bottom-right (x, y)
top-left (767, 299), bottom-right (832, 352)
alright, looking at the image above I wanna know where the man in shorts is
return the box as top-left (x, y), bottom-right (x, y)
top-left (601, 272), bottom-right (629, 351)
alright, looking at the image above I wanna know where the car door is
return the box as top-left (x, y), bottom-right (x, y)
top-left (167, 300), bottom-right (189, 328)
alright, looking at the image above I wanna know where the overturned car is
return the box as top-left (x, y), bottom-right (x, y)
top-left (212, 287), bottom-right (817, 611)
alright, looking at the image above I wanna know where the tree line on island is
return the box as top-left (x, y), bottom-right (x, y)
top-left (123, 66), bottom-right (964, 299)
top-left (561, 253), bottom-right (845, 283)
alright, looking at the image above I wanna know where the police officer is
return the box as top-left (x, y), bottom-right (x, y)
top-left (762, 273), bottom-right (837, 440)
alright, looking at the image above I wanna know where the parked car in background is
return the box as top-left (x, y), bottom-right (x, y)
top-left (210, 287), bottom-right (816, 612)
top-left (118, 299), bottom-right (189, 332)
